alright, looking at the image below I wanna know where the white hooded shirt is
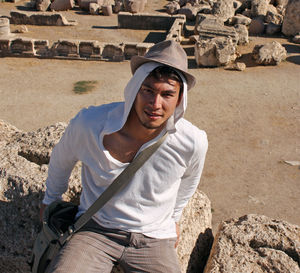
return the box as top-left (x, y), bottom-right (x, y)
top-left (43, 62), bottom-right (208, 239)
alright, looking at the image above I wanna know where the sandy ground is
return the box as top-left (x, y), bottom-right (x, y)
top-left (1, 1), bottom-right (300, 233)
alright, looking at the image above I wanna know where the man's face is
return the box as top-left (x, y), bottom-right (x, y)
top-left (132, 74), bottom-right (182, 131)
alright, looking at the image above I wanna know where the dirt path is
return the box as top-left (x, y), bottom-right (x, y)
top-left (1, 1), bottom-right (300, 233)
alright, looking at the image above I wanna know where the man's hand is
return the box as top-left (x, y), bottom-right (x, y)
top-left (175, 222), bottom-right (180, 248)
top-left (39, 203), bottom-right (47, 222)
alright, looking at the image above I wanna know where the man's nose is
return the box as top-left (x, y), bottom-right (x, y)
top-left (151, 94), bottom-right (162, 108)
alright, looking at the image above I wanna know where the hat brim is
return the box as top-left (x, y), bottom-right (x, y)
top-left (131, 55), bottom-right (196, 90)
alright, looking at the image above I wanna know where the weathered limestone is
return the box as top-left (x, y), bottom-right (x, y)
top-left (194, 14), bottom-right (238, 44)
top-left (36, 0), bottom-right (51, 11)
top-left (0, 120), bottom-right (213, 273)
top-left (51, 39), bottom-right (79, 58)
top-left (195, 37), bottom-right (237, 67)
top-left (79, 40), bottom-right (101, 59)
top-left (0, 121), bottom-right (82, 273)
top-left (166, 18), bottom-right (185, 42)
top-left (89, 3), bottom-right (100, 15)
top-left (266, 22), bottom-right (281, 35)
top-left (10, 38), bottom-right (36, 56)
top-left (226, 61), bottom-right (246, 71)
top-left (102, 5), bottom-right (113, 16)
top-left (0, 39), bottom-right (11, 56)
top-left (177, 190), bottom-right (213, 272)
top-left (204, 214), bottom-right (300, 273)
top-left (249, 16), bottom-right (265, 35)
top-left (293, 34), bottom-right (300, 44)
top-left (123, 42), bottom-right (154, 59)
top-left (79, 0), bottom-right (103, 10)
top-left (282, 0), bottom-right (300, 36)
top-left (234, 24), bottom-right (249, 45)
top-left (0, 18), bottom-right (11, 37)
top-left (228, 14), bottom-right (252, 26)
top-left (252, 41), bottom-right (287, 65)
top-left (118, 12), bottom-right (185, 31)
top-left (165, 1), bottom-right (180, 15)
top-left (178, 4), bottom-right (198, 21)
top-left (34, 39), bottom-right (49, 56)
top-left (0, 36), bottom-right (154, 61)
top-left (212, 0), bottom-right (235, 22)
top-left (251, 0), bottom-right (269, 17)
top-left (123, 0), bottom-right (147, 13)
top-left (50, 0), bottom-right (75, 11)
top-left (265, 9), bottom-right (283, 25)
top-left (10, 11), bottom-right (77, 26)
top-left (102, 43), bottom-right (124, 61)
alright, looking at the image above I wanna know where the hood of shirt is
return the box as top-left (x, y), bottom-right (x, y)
top-left (101, 62), bottom-right (188, 137)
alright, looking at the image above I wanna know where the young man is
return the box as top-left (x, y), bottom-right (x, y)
top-left (42, 40), bottom-right (208, 273)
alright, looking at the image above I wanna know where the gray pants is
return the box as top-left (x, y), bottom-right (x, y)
top-left (47, 220), bottom-right (181, 273)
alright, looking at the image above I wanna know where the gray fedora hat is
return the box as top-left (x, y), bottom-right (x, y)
top-left (130, 40), bottom-right (196, 90)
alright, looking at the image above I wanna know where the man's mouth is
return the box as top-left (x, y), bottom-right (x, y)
top-left (145, 110), bottom-right (162, 120)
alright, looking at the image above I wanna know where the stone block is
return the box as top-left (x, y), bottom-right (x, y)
top-left (79, 0), bottom-right (102, 10)
top-left (195, 14), bottom-right (238, 44)
top-left (0, 18), bottom-right (11, 37)
top-left (123, 0), bottom-right (147, 13)
top-left (118, 12), bottom-right (185, 30)
top-left (136, 42), bottom-right (153, 56)
top-left (0, 39), bottom-right (11, 56)
top-left (36, 0), bottom-right (51, 11)
top-left (249, 16), bottom-right (265, 35)
top-left (212, 0), bottom-right (235, 22)
top-left (124, 42), bottom-right (138, 59)
top-left (178, 4), bottom-right (198, 21)
top-left (266, 23), bottom-right (281, 35)
top-left (228, 14), bottom-right (252, 26)
top-left (50, 0), bottom-right (75, 11)
top-left (102, 5), bottom-right (113, 16)
top-left (252, 41), bottom-right (287, 65)
top-left (101, 43), bottom-right (124, 61)
top-left (51, 39), bottom-right (79, 58)
top-left (251, 0), bottom-right (269, 17)
top-left (34, 40), bottom-right (49, 56)
top-left (90, 3), bottom-right (100, 15)
top-left (165, 1), bottom-right (180, 15)
top-left (234, 24), bottom-right (249, 45)
top-left (79, 40), bottom-right (101, 59)
top-left (10, 38), bottom-right (36, 56)
top-left (203, 215), bottom-right (300, 273)
top-left (195, 37), bottom-right (237, 67)
top-left (10, 11), bottom-right (77, 26)
top-left (166, 19), bottom-right (184, 42)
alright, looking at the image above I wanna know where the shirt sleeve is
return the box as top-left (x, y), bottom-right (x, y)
top-left (172, 130), bottom-right (208, 222)
top-left (43, 116), bottom-right (79, 205)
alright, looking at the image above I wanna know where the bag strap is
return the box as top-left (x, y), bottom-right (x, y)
top-left (58, 132), bottom-right (168, 244)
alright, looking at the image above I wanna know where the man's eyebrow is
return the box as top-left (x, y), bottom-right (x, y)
top-left (140, 83), bottom-right (177, 93)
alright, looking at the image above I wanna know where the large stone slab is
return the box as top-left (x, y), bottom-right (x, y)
top-left (194, 14), bottom-right (238, 44)
top-left (10, 11), bottom-right (77, 26)
top-left (204, 214), bottom-right (300, 273)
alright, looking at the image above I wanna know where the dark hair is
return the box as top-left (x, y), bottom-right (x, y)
top-left (148, 66), bottom-right (184, 97)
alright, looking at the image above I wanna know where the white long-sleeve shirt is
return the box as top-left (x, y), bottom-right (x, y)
top-left (43, 62), bottom-right (208, 239)
top-left (43, 103), bottom-right (208, 239)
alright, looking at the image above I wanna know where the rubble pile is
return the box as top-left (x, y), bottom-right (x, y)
top-left (164, 0), bottom-right (296, 68)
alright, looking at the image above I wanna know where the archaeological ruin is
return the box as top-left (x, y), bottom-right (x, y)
top-left (0, 0), bottom-right (300, 273)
